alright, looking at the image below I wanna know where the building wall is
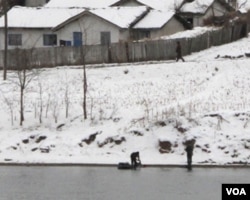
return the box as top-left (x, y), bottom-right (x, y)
top-left (132, 17), bottom-right (185, 40)
top-left (55, 14), bottom-right (130, 45)
top-left (227, 0), bottom-right (237, 9)
top-left (0, 28), bottom-right (55, 50)
top-left (0, 13), bottom-right (133, 50)
top-left (150, 17), bottom-right (185, 38)
top-left (193, 2), bottom-right (228, 27)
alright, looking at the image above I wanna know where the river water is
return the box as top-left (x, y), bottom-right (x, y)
top-left (0, 166), bottom-right (249, 200)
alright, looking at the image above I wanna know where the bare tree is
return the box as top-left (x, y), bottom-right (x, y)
top-left (0, 88), bottom-right (15, 125)
top-left (10, 49), bottom-right (38, 126)
top-left (17, 70), bottom-right (36, 125)
top-left (37, 76), bottom-right (43, 123)
top-left (61, 72), bottom-right (70, 119)
top-left (52, 99), bottom-right (59, 123)
top-left (81, 46), bottom-right (88, 120)
top-left (238, 0), bottom-right (247, 9)
top-left (75, 20), bottom-right (91, 120)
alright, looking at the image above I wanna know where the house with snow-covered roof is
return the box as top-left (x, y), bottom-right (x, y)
top-left (52, 6), bottom-right (149, 46)
top-left (0, 6), bottom-right (152, 49)
top-left (0, 6), bottom-right (85, 49)
top-left (109, 0), bottom-right (187, 39)
top-left (131, 10), bottom-right (185, 40)
top-left (0, 2), bottom-right (189, 50)
top-left (178, 0), bottom-right (234, 27)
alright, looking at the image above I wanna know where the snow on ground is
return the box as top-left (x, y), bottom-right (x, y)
top-left (1, 36), bottom-right (250, 166)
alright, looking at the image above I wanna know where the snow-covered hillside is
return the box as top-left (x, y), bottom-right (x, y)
top-left (0, 35), bottom-right (250, 166)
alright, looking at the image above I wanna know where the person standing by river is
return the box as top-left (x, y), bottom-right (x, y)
top-left (185, 140), bottom-right (195, 170)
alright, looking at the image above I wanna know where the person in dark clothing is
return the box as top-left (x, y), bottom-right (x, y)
top-left (185, 143), bottom-right (194, 170)
top-left (176, 41), bottom-right (185, 62)
top-left (130, 151), bottom-right (141, 169)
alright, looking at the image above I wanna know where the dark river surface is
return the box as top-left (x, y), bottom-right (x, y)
top-left (0, 166), bottom-right (249, 200)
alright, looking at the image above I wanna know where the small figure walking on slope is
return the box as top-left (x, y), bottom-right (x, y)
top-left (176, 41), bottom-right (185, 62)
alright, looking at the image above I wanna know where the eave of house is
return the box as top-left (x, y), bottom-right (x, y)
top-left (45, 0), bottom-right (119, 8)
top-left (179, 0), bottom-right (233, 16)
top-left (179, 0), bottom-right (215, 15)
top-left (132, 10), bottom-right (175, 29)
top-left (0, 6), bottom-right (84, 29)
top-left (53, 6), bottom-right (149, 31)
top-left (111, 0), bottom-right (148, 8)
top-left (111, 0), bottom-right (185, 11)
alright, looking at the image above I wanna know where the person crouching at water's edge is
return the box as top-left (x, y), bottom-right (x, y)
top-left (130, 152), bottom-right (141, 169)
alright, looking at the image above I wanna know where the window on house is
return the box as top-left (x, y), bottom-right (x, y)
top-left (8, 34), bottom-right (22, 46)
top-left (100, 32), bottom-right (111, 46)
top-left (132, 30), bottom-right (150, 40)
top-left (43, 34), bottom-right (57, 46)
top-left (60, 40), bottom-right (72, 46)
top-left (73, 32), bottom-right (83, 47)
top-left (187, 18), bottom-right (194, 26)
top-left (143, 31), bottom-right (150, 38)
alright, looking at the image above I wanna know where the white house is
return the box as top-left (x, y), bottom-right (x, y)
top-left (132, 10), bottom-right (185, 40)
top-left (52, 6), bottom-right (149, 45)
top-left (178, 0), bottom-right (234, 27)
top-left (0, 6), bottom-right (150, 49)
top-left (0, 1), bottom-right (189, 50)
top-left (0, 6), bottom-right (84, 49)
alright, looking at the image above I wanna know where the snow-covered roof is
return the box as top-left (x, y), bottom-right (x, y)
top-left (133, 10), bottom-right (175, 29)
top-left (91, 6), bottom-right (148, 28)
top-left (54, 6), bottom-right (148, 30)
top-left (180, 0), bottom-right (215, 14)
top-left (138, 0), bottom-right (184, 11)
top-left (238, 0), bottom-right (250, 13)
top-left (112, 0), bottom-right (184, 11)
top-left (0, 6), bottom-right (84, 28)
top-left (0, 6), bottom-right (148, 30)
top-left (45, 0), bottom-right (119, 8)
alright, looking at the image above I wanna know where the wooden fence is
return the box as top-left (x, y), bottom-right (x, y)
top-left (0, 23), bottom-right (248, 69)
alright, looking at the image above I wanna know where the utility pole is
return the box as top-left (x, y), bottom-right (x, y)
top-left (3, 0), bottom-right (8, 80)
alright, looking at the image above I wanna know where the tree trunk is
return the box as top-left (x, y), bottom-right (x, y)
top-left (83, 63), bottom-right (87, 119)
top-left (20, 86), bottom-right (24, 126)
top-left (3, 0), bottom-right (8, 80)
top-left (81, 46), bottom-right (88, 120)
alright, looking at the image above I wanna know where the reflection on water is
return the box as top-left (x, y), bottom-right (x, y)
top-left (0, 166), bottom-right (249, 200)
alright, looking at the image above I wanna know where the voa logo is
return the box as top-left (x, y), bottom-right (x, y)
top-left (222, 184), bottom-right (249, 200)
top-left (226, 188), bottom-right (246, 196)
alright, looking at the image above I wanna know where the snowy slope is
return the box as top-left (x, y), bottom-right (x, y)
top-left (0, 35), bottom-right (250, 166)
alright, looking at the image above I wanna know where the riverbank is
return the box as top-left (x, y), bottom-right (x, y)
top-left (1, 36), bottom-right (250, 166)
top-left (0, 162), bottom-right (249, 168)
